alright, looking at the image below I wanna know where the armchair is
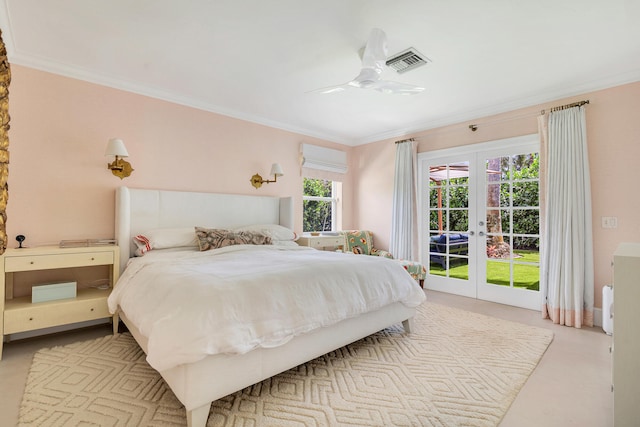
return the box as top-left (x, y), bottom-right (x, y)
top-left (339, 230), bottom-right (426, 287)
top-left (340, 230), bottom-right (393, 258)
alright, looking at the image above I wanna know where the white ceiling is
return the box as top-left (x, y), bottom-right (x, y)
top-left (1, 0), bottom-right (640, 146)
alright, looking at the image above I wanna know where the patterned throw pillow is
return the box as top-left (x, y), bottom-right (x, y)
top-left (195, 227), bottom-right (272, 251)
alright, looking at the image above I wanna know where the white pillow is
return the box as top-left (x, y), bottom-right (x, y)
top-left (133, 227), bottom-right (198, 256)
top-left (234, 224), bottom-right (298, 242)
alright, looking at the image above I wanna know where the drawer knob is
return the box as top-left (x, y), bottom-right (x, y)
top-left (29, 261), bottom-right (34, 265)
top-left (29, 317), bottom-right (33, 321)
top-left (90, 257), bottom-right (95, 261)
top-left (90, 308), bottom-right (94, 312)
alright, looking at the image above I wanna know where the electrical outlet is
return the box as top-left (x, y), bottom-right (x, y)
top-left (601, 216), bottom-right (618, 229)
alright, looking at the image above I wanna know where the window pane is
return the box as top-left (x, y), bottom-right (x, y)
top-left (429, 209), bottom-right (447, 232)
top-left (500, 156), bottom-right (511, 180)
top-left (448, 186), bottom-right (468, 208)
top-left (512, 153), bottom-right (539, 179)
top-left (303, 178), bottom-right (339, 232)
top-left (487, 235), bottom-right (511, 260)
top-left (431, 163), bottom-right (469, 185)
top-left (449, 210), bottom-right (468, 232)
top-left (486, 259), bottom-right (510, 286)
top-left (487, 183), bottom-right (512, 208)
top-left (487, 209), bottom-right (510, 234)
top-left (513, 209), bottom-right (539, 234)
top-left (430, 165), bottom-right (447, 183)
top-left (303, 200), bottom-right (333, 232)
top-left (513, 182), bottom-right (539, 207)
top-left (499, 209), bottom-right (511, 234)
top-left (513, 264), bottom-right (540, 291)
top-left (514, 236), bottom-right (539, 252)
top-left (486, 184), bottom-right (500, 208)
top-left (450, 176), bottom-right (469, 186)
top-left (303, 178), bottom-right (332, 197)
top-left (430, 188), bottom-right (446, 208)
top-left (500, 183), bottom-right (511, 207)
top-left (486, 157), bottom-right (503, 181)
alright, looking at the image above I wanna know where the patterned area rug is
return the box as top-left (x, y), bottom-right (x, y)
top-left (19, 303), bottom-right (553, 426)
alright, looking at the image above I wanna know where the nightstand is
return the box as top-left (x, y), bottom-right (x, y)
top-left (0, 245), bottom-right (120, 360)
top-left (297, 234), bottom-right (343, 250)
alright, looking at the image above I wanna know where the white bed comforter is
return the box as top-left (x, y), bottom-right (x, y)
top-left (108, 245), bottom-right (426, 371)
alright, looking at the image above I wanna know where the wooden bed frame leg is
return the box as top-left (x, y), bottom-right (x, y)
top-left (402, 318), bottom-right (414, 334)
top-left (112, 313), bottom-right (120, 335)
top-left (187, 402), bottom-right (212, 427)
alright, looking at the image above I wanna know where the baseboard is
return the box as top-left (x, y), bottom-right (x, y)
top-left (594, 307), bottom-right (602, 328)
top-left (4, 318), bottom-right (111, 342)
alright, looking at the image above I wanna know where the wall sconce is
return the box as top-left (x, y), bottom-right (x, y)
top-left (105, 138), bottom-right (134, 179)
top-left (250, 163), bottom-right (283, 189)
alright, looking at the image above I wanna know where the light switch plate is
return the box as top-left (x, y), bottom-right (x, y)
top-left (602, 216), bottom-right (618, 229)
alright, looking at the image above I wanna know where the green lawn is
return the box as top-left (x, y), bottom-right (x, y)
top-left (429, 250), bottom-right (540, 291)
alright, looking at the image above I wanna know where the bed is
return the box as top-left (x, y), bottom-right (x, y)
top-left (108, 186), bottom-right (426, 427)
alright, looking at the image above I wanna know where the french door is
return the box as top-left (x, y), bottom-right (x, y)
top-left (418, 135), bottom-right (541, 310)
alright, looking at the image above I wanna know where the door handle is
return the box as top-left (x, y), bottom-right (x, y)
top-left (469, 231), bottom-right (475, 236)
top-left (479, 231), bottom-right (485, 236)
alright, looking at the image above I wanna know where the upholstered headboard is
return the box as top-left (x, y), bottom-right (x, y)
top-left (115, 187), bottom-right (294, 273)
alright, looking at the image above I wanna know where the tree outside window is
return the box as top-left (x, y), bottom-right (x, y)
top-left (303, 178), bottom-right (338, 232)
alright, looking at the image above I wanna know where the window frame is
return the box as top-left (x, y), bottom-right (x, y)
top-left (302, 179), bottom-right (340, 232)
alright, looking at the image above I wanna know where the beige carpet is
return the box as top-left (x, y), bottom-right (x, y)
top-left (19, 302), bottom-right (553, 426)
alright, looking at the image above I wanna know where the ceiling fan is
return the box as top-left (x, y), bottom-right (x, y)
top-left (312, 28), bottom-right (425, 95)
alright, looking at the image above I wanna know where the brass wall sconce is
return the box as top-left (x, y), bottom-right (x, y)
top-left (250, 163), bottom-right (283, 189)
top-left (105, 138), bottom-right (134, 179)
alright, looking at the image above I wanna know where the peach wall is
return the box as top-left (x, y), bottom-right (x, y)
top-left (6, 65), bottom-right (353, 247)
top-left (353, 81), bottom-right (640, 309)
top-left (8, 64), bottom-right (640, 310)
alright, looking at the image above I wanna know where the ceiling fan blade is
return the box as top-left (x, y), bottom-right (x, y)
top-left (310, 28), bottom-right (424, 95)
top-left (361, 28), bottom-right (387, 75)
top-left (307, 83), bottom-right (351, 94)
top-left (371, 80), bottom-right (425, 95)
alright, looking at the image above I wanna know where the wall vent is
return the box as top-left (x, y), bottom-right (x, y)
top-left (386, 48), bottom-right (430, 74)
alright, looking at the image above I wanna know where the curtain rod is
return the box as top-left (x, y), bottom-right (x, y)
top-left (395, 138), bottom-right (415, 144)
top-left (540, 100), bottom-right (589, 115)
top-left (392, 99), bottom-right (589, 138)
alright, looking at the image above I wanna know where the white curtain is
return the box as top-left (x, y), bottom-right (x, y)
top-left (390, 140), bottom-right (417, 260)
top-left (539, 106), bottom-right (594, 328)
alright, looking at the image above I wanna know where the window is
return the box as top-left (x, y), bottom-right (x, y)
top-left (303, 178), bottom-right (340, 232)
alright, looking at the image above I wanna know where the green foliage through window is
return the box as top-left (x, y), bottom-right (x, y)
top-left (303, 178), bottom-right (335, 232)
top-left (428, 154), bottom-right (539, 250)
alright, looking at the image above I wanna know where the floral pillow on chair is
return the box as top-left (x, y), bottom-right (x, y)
top-left (341, 230), bottom-right (393, 259)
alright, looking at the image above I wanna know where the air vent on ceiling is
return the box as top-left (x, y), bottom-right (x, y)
top-left (386, 48), bottom-right (430, 74)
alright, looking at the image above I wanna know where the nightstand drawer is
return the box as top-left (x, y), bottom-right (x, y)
top-left (308, 237), bottom-right (342, 247)
top-left (4, 251), bottom-right (114, 272)
top-left (298, 235), bottom-right (343, 249)
top-left (4, 293), bottom-right (110, 334)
